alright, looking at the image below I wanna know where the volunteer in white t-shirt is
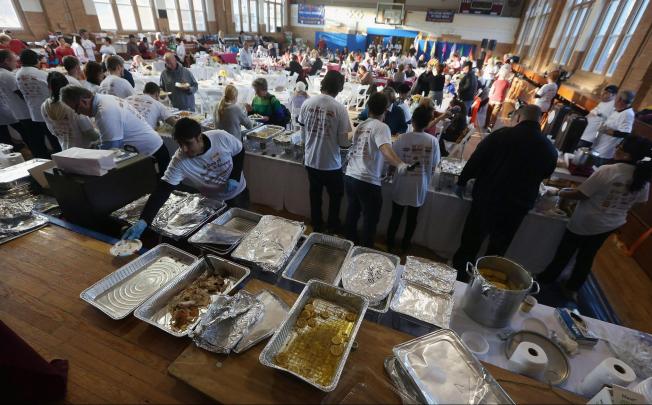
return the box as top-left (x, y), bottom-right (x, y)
top-left (42, 72), bottom-right (98, 150)
top-left (538, 135), bottom-right (652, 301)
top-left (591, 90), bottom-right (636, 162)
top-left (98, 55), bottom-right (135, 99)
top-left (126, 82), bottom-right (176, 129)
top-left (71, 36), bottom-right (88, 63)
top-left (298, 71), bottom-right (352, 233)
top-left (532, 71), bottom-right (558, 113)
top-left (0, 49), bottom-right (31, 151)
top-left (60, 85), bottom-right (170, 172)
top-left (344, 92), bottom-right (410, 248)
top-left (386, 105), bottom-right (440, 253)
top-left (62, 55), bottom-right (86, 88)
top-left (121, 118), bottom-right (248, 240)
top-left (577, 85), bottom-right (618, 149)
top-left (79, 29), bottom-right (96, 62)
top-left (15, 49), bottom-right (62, 158)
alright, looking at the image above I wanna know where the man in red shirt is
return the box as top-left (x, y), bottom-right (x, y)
top-left (0, 32), bottom-right (26, 55)
top-left (55, 37), bottom-right (75, 62)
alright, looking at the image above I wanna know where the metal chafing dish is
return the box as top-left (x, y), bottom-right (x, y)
top-left (246, 124), bottom-right (285, 141)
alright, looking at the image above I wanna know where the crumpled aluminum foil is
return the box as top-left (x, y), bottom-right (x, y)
top-left (0, 212), bottom-right (48, 237)
top-left (403, 256), bottom-right (457, 294)
top-left (341, 253), bottom-right (396, 305)
top-left (0, 198), bottom-right (34, 221)
top-left (231, 215), bottom-right (304, 273)
top-left (189, 223), bottom-right (244, 246)
top-left (234, 289), bottom-right (289, 353)
top-left (189, 290), bottom-right (264, 354)
top-left (390, 281), bottom-right (453, 328)
top-left (440, 157), bottom-right (466, 176)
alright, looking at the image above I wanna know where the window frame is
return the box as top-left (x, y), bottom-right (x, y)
top-left (263, 0), bottom-right (283, 33)
top-left (93, 0), bottom-right (159, 32)
top-left (552, 0), bottom-right (594, 66)
top-left (1, 0), bottom-right (24, 30)
top-left (515, 0), bottom-right (551, 58)
top-left (165, 0), bottom-right (206, 33)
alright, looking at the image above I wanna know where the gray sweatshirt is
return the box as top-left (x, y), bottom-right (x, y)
top-left (160, 65), bottom-right (198, 111)
top-left (214, 103), bottom-right (253, 141)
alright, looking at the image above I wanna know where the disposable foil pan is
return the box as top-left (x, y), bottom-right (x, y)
top-left (439, 157), bottom-right (466, 176)
top-left (188, 208), bottom-right (262, 255)
top-left (383, 356), bottom-right (422, 405)
top-left (246, 124), bottom-right (285, 141)
top-left (0, 212), bottom-right (49, 244)
top-left (0, 159), bottom-right (50, 190)
top-left (234, 289), bottom-right (290, 353)
top-left (403, 256), bottom-right (457, 294)
top-left (259, 280), bottom-right (369, 392)
top-left (390, 281), bottom-right (454, 328)
top-left (0, 198), bottom-right (35, 221)
top-left (393, 329), bottom-right (514, 404)
top-left (80, 244), bottom-right (197, 320)
top-left (282, 233), bottom-right (353, 289)
top-left (134, 255), bottom-right (250, 337)
top-left (340, 246), bottom-right (399, 306)
top-left (231, 215), bottom-right (305, 273)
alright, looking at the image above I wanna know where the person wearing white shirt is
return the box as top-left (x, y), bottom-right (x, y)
top-left (538, 135), bottom-right (652, 301)
top-left (0, 49), bottom-right (31, 151)
top-left (120, 119), bottom-right (249, 240)
top-left (79, 29), bottom-right (96, 62)
top-left (126, 82), bottom-right (176, 129)
top-left (41, 72), bottom-right (98, 150)
top-left (62, 55), bottom-right (86, 88)
top-left (98, 55), bottom-right (135, 99)
top-left (71, 36), bottom-right (87, 63)
top-left (175, 37), bottom-right (186, 62)
top-left (239, 43), bottom-right (253, 69)
top-left (99, 37), bottom-right (116, 57)
top-left (298, 71), bottom-right (352, 233)
top-left (60, 86), bottom-right (170, 173)
top-left (577, 85), bottom-right (618, 149)
top-left (532, 71), bottom-right (559, 113)
top-left (15, 49), bottom-right (61, 157)
top-left (386, 106), bottom-right (440, 252)
top-left (592, 90), bottom-right (636, 162)
top-left (344, 92), bottom-right (410, 248)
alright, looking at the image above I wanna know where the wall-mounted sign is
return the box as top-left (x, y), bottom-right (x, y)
top-left (298, 4), bottom-right (325, 25)
top-left (426, 9), bottom-right (455, 23)
top-left (459, 0), bottom-right (504, 16)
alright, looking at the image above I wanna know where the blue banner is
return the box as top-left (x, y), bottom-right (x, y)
top-left (298, 4), bottom-right (325, 25)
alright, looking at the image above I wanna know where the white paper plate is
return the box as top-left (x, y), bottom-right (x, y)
top-left (110, 239), bottom-right (142, 257)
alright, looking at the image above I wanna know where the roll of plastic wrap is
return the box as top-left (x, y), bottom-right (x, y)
top-left (5, 152), bottom-right (24, 166)
top-left (580, 358), bottom-right (637, 397)
top-left (631, 377), bottom-right (652, 402)
top-left (508, 341), bottom-right (548, 379)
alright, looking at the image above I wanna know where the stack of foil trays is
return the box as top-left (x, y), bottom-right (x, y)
top-left (390, 256), bottom-right (456, 328)
top-left (0, 198), bottom-right (49, 244)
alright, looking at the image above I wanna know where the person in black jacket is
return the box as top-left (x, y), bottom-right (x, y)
top-left (358, 87), bottom-right (407, 135)
top-left (309, 51), bottom-right (323, 76)
top-left (457, 61), bottom-right (477, 116)
top-left (452, 105), bottom-right (558, 280)
top-left (412, 65), bottom-right (433, 96)
top-left (286, 54), bottom-right (306, 85)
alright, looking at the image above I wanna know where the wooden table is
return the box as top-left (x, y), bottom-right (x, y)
top-left (169, 280), bottom-right (585, 404)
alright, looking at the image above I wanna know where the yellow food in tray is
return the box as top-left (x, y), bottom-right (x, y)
top-left (273, 298), bottom-right (356, 387)
top-left (478, 268), bottom-right (516, 290)
top-left (252, 128), bottom-right (280, 139)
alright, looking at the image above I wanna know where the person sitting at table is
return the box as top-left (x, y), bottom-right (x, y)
top-left (83, 61), bottom-right (104, 93)
top-left (54, 37), bottom-right (75, 63)
top-left (425, 99), bottom-right (468, 157)
top-left (301, 51), bottom-right (312, 68)
top-left (309, 50), bottom-right (323, 76)
top-left (127, 35), bottom-right (140, 58)
top-left (60, 85), bottom-right (170, 172)
top-left (290, 82), bottom-right (309, 112)
top-left (62, 56), bottom-right (84, 87)
top-left (358, 65), bottom-right (374, 87)
top-left (175, 37), bottom-right (187, 65)
top-left (42, 72), bottom-right (98, 150)
top-left (286, 54), bottom-right (306, 86)
top-left (239, 42), bottom-right (253, 70)
top-left (153, 34), bottom-right (167, 56)
top-left (404, 64), bottom-right (415, 79)
top-left (127, 82), bottom-right (177, 130)
top-left (451, 105), bottom-right (557, 281)
top-left (98, 55), bottom-right (135, 99)
top-left (386, 105), bottom-right (440, 253)
top-left (344, 92), bottom-right (410, 248)
top-left (99, 37), bottom-right (116, 57)
top-left (159, 52), bottom-right (198, 112)
top-left (246, 78), bottom-right (287, 126)
top-left (121, 118), bottom-right (250, 240)
top-left (537, 135), bottom-right (652, 302)
top-left (358, 87), bottom-right (407, 136)
top-left (392, 64), bottom-right (406, 85)
top-left (138, 37), bottom-right (154, 59)
top-left (214, 84), bottom-right (253, 142)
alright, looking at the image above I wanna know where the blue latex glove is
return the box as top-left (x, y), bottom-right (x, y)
top-left (454, 184), bottom-right (466, 199)
top-left (225, 179), bottom-right (239, 194)
top-left (122, 219), bottom-right (147, 240)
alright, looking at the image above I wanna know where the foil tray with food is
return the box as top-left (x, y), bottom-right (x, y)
top-left (0, 212), bottom-right (49, 245)
top-left (340, 246), bottom-right (399, 308)
top-left (231, 215), bottom-right (305, 273)
top-left (259, 280), bottom-right (369, 392)
top-left (246, 124), bottom-right (285, 141)
top-left (134, 255), bottom-right (250, 337)
top-left (80, 244), bottom-right (197, 320)
top-left (111, 191), bottom-right (225, 239)
top-left (439, 157), bottom-right (466, 176)
top-left (392, 329), bottom-right (514, 404)
top-left (188, 208), bottom-right (262, 255)
top-left (402, 256), bottom-right (457, 294)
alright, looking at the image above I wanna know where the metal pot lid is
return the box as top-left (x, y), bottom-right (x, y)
top-left (504, 330), bottom-right (570, 385)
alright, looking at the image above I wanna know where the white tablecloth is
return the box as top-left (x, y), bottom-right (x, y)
top-left (243, 152), bottom-right (568, 274)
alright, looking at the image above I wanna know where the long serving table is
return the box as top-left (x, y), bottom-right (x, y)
top-left (243, 151), bottom-right (569, 274)
top-left (0, 224), bottom-right (586, 404)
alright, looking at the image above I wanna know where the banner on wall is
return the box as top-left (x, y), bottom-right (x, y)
top-left (298, 4), bottom-right (326, 25)
top-left (426, 9), bottom-right (455, 23)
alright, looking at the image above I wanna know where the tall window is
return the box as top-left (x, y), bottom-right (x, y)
top-left (136, 0), bottom-right (156, 31)
top-left (165, 0), bottom-right (180, 31)
top-left (193, 0), bottom-right (206, 31)
top-left (93, 0), bottom-right (156, 31)
top-left (264, 0), bottom-right (283, 32)
top-left (94, 0), bottom-right (118, 30)
top-left (526, 1), bottom-right (552, 58)
top-left (232, 0), bottom-right (260, 32)
top-left (516, 0), bottom-right (551, 58)
top-left (582, 0), bottom-right (649, 75)
top-left (116, 0), bottom-right (138, 31)
top-left (0, 0), bottom-right (22, 29)
top-left (179, 0), bottom-right (194, 31)
top-left (553, 0), bottom-right (593, 66)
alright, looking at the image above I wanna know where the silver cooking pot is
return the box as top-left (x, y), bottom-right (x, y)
top-left (461, 256), bottom-right (539, 328)
top-left (572, 147), bottom-right (600, 167)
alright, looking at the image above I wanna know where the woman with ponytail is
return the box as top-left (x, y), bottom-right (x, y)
top-left (213, 84), bottom-right (253, 141)
top-left (41, 72), bottom-right (98, 149)
top-left (538, 135), bottom-right (652, 300)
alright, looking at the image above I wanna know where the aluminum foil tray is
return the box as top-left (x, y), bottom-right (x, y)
top-left (234, 289), bottom-right (290, 353)
top-left (231, 215), bottom-right (305, 273)
top-left (383, 356), bottom-right (422, 405)
top-left (439, 157), bottom-right (466, 176)
top-left (246, 124), bottom-right (285, 141)
top-left (0, 159), bottom-right (50, 190)
top-left (0, 212), bottom-right (49, 245)
top-left (282, 233), bottom-right (353, 289)
top-left (134, 255), bottom-right (250, 337)
top-left (188, 208), bottom-right (262, 255)
top-left (393, 329), bottom-right (514, 404)
top-left (111, 191), bottom-right (225, 239)
top-left (80, 244), bottom-right (197, 320)
top-left (340, 246), bottom-right (400, 307)
top-left (390, 281), bottom-right (454, 328)
top-left (259, 280), bottom-right (369, 392)
top-left (403, 256), bottom-right (457, 294)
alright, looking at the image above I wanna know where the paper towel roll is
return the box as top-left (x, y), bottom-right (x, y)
top-left (631, 377), bottom-right (652, 402)
top-left (508, 341), bottom-right (548, 379)
top-left (6, 152), bottom-right (24, 165)
top-left (580, 358), bottom-right (637, 397)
